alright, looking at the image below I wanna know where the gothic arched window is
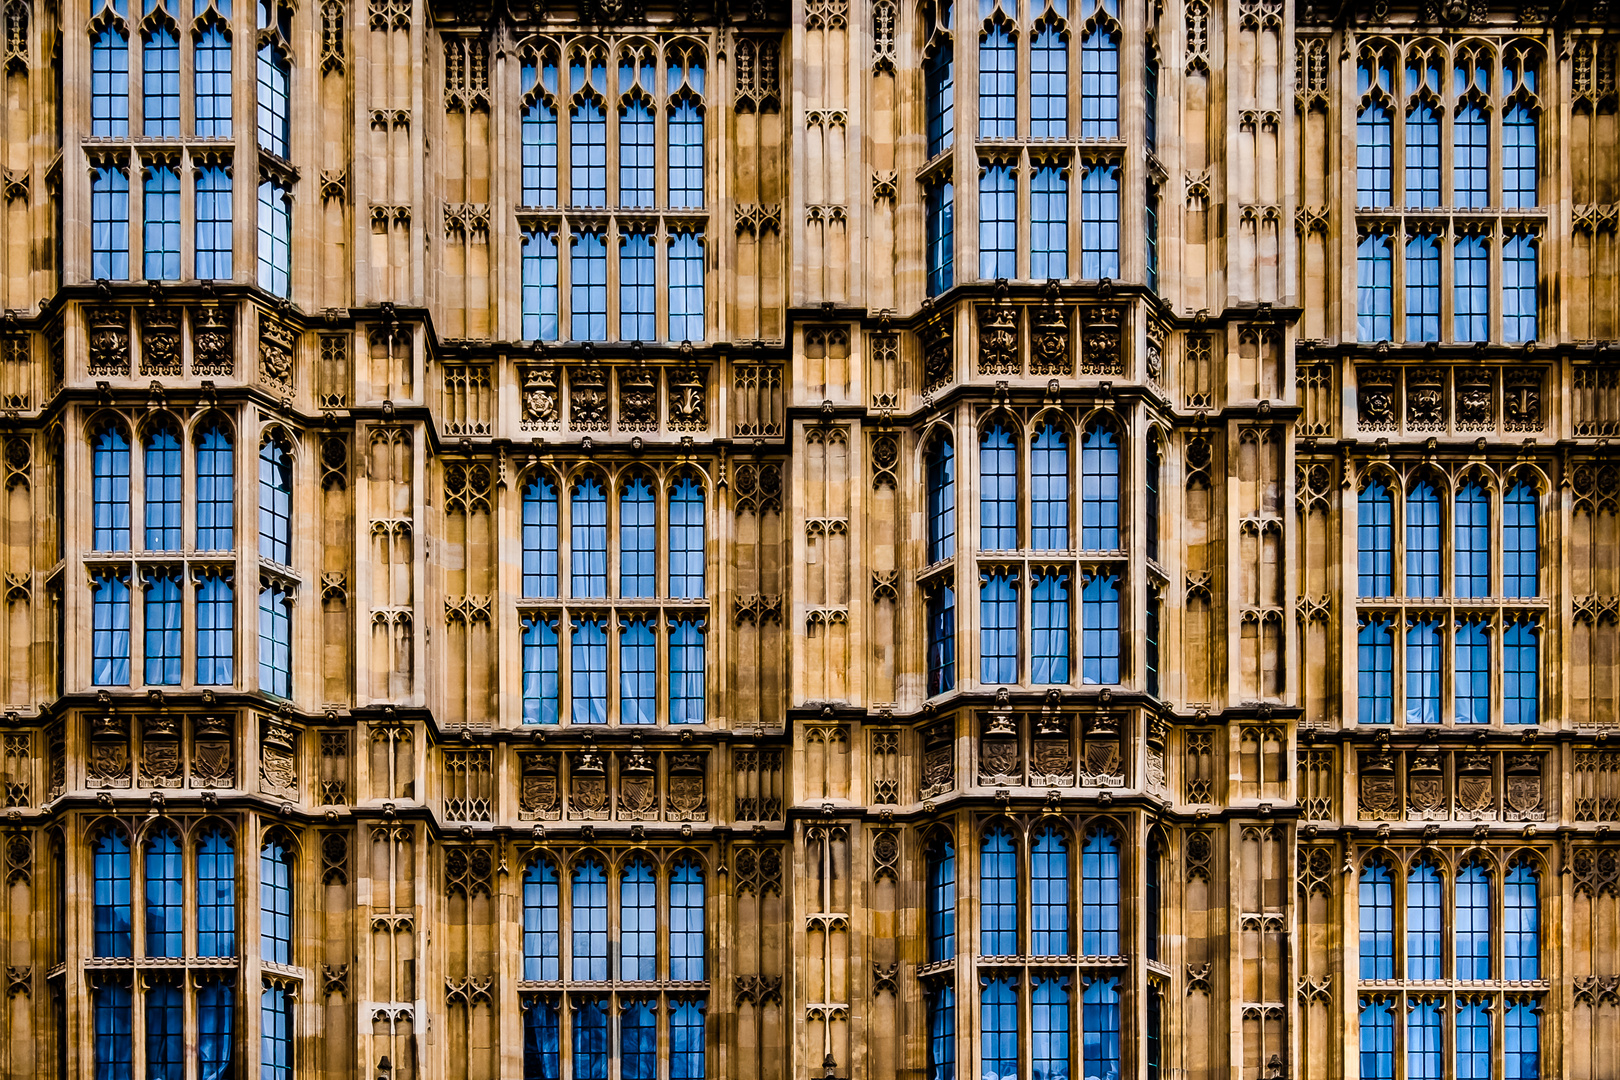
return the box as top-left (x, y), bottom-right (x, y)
top-left (93, 422), bottom-right (133, 552)
top-left (523, 475), bottom-right (559, 599)
top-left (145, 423), bottom-right (183, 551)
top-left (1357, 52), bottom-right (1394, 207)
top-left (620, 858), bottom-right (656, 981)
top-left (571, 859), bottom-right (609, 981)
top-left (259, 837), bottom-right (292, 965)
top-left (926, 833), bottom-right (956, 963)
top-left (619, 474), bottom-right (656, 598)
top-left (1080, 826), bottom-right (1119, 955)
top-left (143, 20), bottom-right (180, 137)
top-left (927, 432), bottom-right (957, 563)
top-left (1032, 825), bottom-right (1070, 956)
top-left (668, 475), bottom-right (706, 599)
top-left (980, 423), bottom-right (1019, 550)
top-left (195, 422), bottom-right (234, 550)
top-left (981, 572), bottom-right (1019, 684)
top-left (1455, 481), bottom-right (1490, 598)
top-left (1031, 14), bottom-right (1068, 138)
top-left (91, 18), bottom-right (131, 138)
top-left (979, 16), bottom-right (1016, 139)
top-left (981, 825), bottom-right (1018, 955)
top-left (1079, 421), bottom-right (1120, 550)
top-left (1504, 480), bottom-right (1539, 597)
top-left (1032, 422), bottom-right (1069, 550)
top-left (570, 52), bottom-right (607, 206)
top-left (1406, 859), bottom-right (1442, 980)
top-left (571, 476), bottom-right (607, 598)
top-left (521, 53), bottom-right (559, 205)
top-left (1456, 860), bottom-right (1491, 981)
top-left (981, 976), bottom-right (1018, 1080)
top-left (1357, 479), bottom-right (1393, 598)
top-left (666, 50), bottom-right (705, 209)
top-left (257, 435), bottom-right (293, 565)
top-left (1359, 861), bottom-right (1395, 979)
top-left (145, 828), bottom-right (183, 958)
top-left (924, 2), bottom-right (955, 156)
top-left (94, 830), bottom-right (134, 957)
top-left (196, 827), bottom-right (235, 957)
top-left (1406, 478), bottom-right (1441, 597)
top-left (1145, 831), bottom-right (1162, 962)
top-left (669, 858), bottom-right (705, 980)
top-left (522, 858), bottom-right (560, 981)
top-left (1079, 1), bottom-right (1120, 137)
top-left (1080, 571), bottom-right (1120, 685)
top-left (1505, 861), bottom-right (1540, 980)
top-left (255, 1), bottom-right (292, 157)
top-left (194, 18), bottom-right (232, 138)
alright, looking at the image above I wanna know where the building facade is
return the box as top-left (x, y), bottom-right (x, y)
top-left (0, 0), bottom-right (1617, 1079)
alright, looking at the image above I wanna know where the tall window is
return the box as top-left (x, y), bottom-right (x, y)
top-left (572, 860), bottom-right (609, 981)
top-left (1146, 182), bottom-right (1160, 292)
top-left (1357, 232), bottom-right (1393, 342)
top-left (669, 859), bottom-right (705, 980)
top-left (669, 231), bottom-right (706, 342)
top-left (145, 829), bottom-right (183, 957)
top-left (522, 230), bottom-right (560, 342)
top-left (1406, 860), bottom-right (1442, 980)
top-left (1080, 163), bottom-right (1120, 279)
top-left (980, 423), bottom-right (1018, 549)
top-left (1503, 234), bottom-right (1538, 341)
top-left (1408, 998), bottom-right (1442, 1080)
top-left (1502, 54), bottom-right (1538, 207)
top-left (523, 476), bottom-right (559, 598)
top-left (256, 180), bottom-right (292, 298)
top-left (620, 859), bottom-right (656, 981)
top-left (619, 232), bottom-right (656, 341)
top-left (1454, 50), bottom-right (1489, 206)
top-left (1360, 997), bottom-right (1395, 1080)
top-left (522, 55), bottom-right (559, 205)
top-left (1504, 862), bottom-right (1540, 980)
top-left (1034, 979), bottom-right (1070, 1080)
top-left (669, 617), bottom-right (706, 724)
top-left (569, 57), bottom-right (607, 206)
top-left (1503, 480), bottom-right (1539, 597)
top-left (1404, 66), bottom-right (1441, 207)
top-left (981, 825), bottom-right (1018, 955)
top-left (143, 164), bottom-right (181, 281)
top-left (522, 858), bottom-right (560, 980)
top-left (258, 584), bottom-right (292, 697)
top-left (1358, 479), bottom-right (1393, 597)
top-left (92, 165), bottom-right (132, 281)
top-left (1080, 5), bottom-right (1120, 137)
top-left (622, 1001), bottom-right (656, 1080)
top-left (196, 829), bottom-right (236, 957)
top-left (1031, 17), bottom-right (1068, 138)
top-left (667, 59), bottom-right (705, 208)
top-left (258, 437), bottom-right (293, 564)
top-left (1358, 617), bottom-right (1393, 725)
top-left (198, 980), bottom-right (234, 1080)
top-left (670, 999), bottom-right (706, 1080)
top-left (1454, 234), bottom-right (1489, 342)
top-left (92, 570), bottom-right (133, 687)
top-left (1079, 827), bottom-right (1119, 955)
top-left (927, 584), bottom-right (957, 696)
top-left (195, 22), bottom-right (232, 138)
top-left (1357, 53), bottom-right (1394, 207)
top-left (1457, 998), bottom-right (1491, 1080)
top-left (1406, 479), bottom-right (1440, 597)
top-left (1456, 861), bottom-right (1491, 981)
top-left (1454, 481), bottom-right (1489, 597)
top-left (927, 433), bottom-right (956, 562)
top-left (1455, 619), bottom-right (1490, 724)
top-left (573, 999), bottom-right (609, 1080)
top-left (979, 18), bottom-right (1016, 138)
top-left (570, 619), bottom-right (607, 725)
top-left (981, 977), bottom-right (1018, 1080)
top-left (619, 618), bottom-right (655, 725)
top-left (1031, 423), bottom-right (1068, 550)
top-left (524, 998), bottom-right (561, 1080)
top-left (94, 979), bottom-right (134, 1080)
top-left (1031, 826), bottom-right (1069, 955)
top-left (1405, 233), bottom-right (1440, 342)
top-left (522, 617), bottom-right (559, 725)
top-left (926, 833), bottom-right (956, 963)
top-left (1505, 1000), bottom-right (1539, 1080)
top-left (1080, 573), bottom-right (1120, 685)
top-left (259, 838), bottom-right (292, 965)
top-left (978, 164), bottom-right (1016, 280)
top-left (1081, 976), bottom-right (1120, 1080)
top-left (92, 24), bottom-right (131, 137)
top-left (1145, 833), bottom-right (1162, 962)
top-left (619, 476), bottom-right (655, 598)
top-left (619, 62), bottom-right (655, 205)
top-left (570, 231), bottom-right (608, 341)
top-left (981, 573), bottom-right (1019, 684)
top-left (1031, 166), bottom-right (1068, 279)
top-left (1032, 571), bottom-right (1070, 685)
top-left (1359, 862), bottom-right (1395, 979)
top-left (928, 986), bottom-right (956, 1080)
top-left (93, 424), bottom-right (133, 552)
top-left (570, 478), bottom-right (607, 597)
top-left (144, 23), bottom-right (180, 138)
top-left (144, 425), bottom-right (183, 550)
top-left (144, 570), bottom-right (182, 685)
top-left (195, 167), bottom-right (233, 280)
top-left (196, 423), bottom-right (234, 549)
top-left (261, 985), bottom-right (292, 1080)
top-left (669, 475), bottom-right (706, 599)
top-left (926, 180), bottom-right (955, 296)
top-left (1405, 619), bottom-right (1440, 725)
top-left (1504, 620), bottom-right (1538, 725)
top-left (924, 11), bottom-right (954, 157)
top-left (94, 830), bottom-right (134, 957)
top-left (1079, 422), bottom-right (1119, 549)
top-left (256, 37), bottom-right (291, 156)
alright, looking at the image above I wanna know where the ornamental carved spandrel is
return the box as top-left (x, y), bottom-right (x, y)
top-left (920, 721), bottom-right (954, 798)
top-left (1405, 750), bottom-right (1445, 820)
top-left (668, 361), bottom-right (707, 430)
top-left (87, 307), bottom-right (131, 377)
top-left (617, 744), bottom-right (658, 821)
top-left (139, 307), bottom-right (181, 377)
top-left (919, 316), bottom-right (953, 393)
top-left (191, 306), bottom-right (234, 375)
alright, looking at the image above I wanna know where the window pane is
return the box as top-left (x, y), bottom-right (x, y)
top-left (669, 476), bottom-right (706, 599)
top-left (1079, 423), bottom-right (1119, 549)
top-left (619, 860), bottom-right (656, 981)
top-left (144, 426), bottom-right (182, 550)
top-left (92, 166), bottom-right (132, 281)
top-left (981, 977), bottom-right (1018, 1080)
top-left (926, 834), bottom-right (956, 962)
top-left (195, 24), bottom-right (233, 139)
top-left (1032, 167), bottom-right (1068, 279)
top-left (1404, 233), bottom-right (1439, 342)
top-left (94, 832), bottom-right (133, 957)
top-left (259, 840), bottom-right (292, 964)
top-left (143, 25), bottom-right (180, 138)
top-left (1456, 862), bottom-right (1491, 981)
top-left (256, 181), bottom-right (292, 298)
top-left (92, 29), bottom-right (131, 138)
top-left (1031, 21), bottom-right (1068, 138)
top-left (1080, 828), bottom-right (1119, 954)
top-left (980, 573), bottom-right (1018, 684)
top-left (571, 859), bottom-right (608, 981)
top-left (1032, 572), bottom-right (1070, 685)
top-left (1359, 864), bottom-right (1394, 978)
top-left (92, 571), bottom-right (132, 687)
top-left (977, 164), bottom-right (1016, 280)
top-left (570, 618), bottom-right (606, 725)
top-left (619, 232), bottom-right (656, 342)
top-left (1031, 827), bottom-right (1070, 955)
top-left (522, 859), bottom-right (560, 980)
top-left (669, 618), bottom-right (706, 724)
top-left (1080, 572), bottom-right (1120, 685)
top-left (1454, 235), bottom-right (1489, 342)
top-left (93, 425), bottom-right (132, 552)
top-left (258, 440), bottom-right (293, 564)
top-left (1357, 233), bottom-right (1393, 341)
top-left (522, 230), bottom-right (560, 342)
top-left (569, 90), bottom-right (606, 207)
top-left (142, 164), bottom-right (181, 281)
top-left (1406, 860), bottom-right (1442, 979)
top-left (1405, 619), bottom-right (1440, 725)
top-left (1357, 618), bottom-right (1393, 725)
top-left (980, 423), bottom-right (1018, 549)
top-left (1080, 164), bottom-right (1120, 279)
top-left (522, 618), bottom-right (559, 725)
top-left (1405, 480), bottom-right (1440, 597)
top-left (927, 584), bottom-right (956, 696)
top-left (196, 830), bottom-right (236, 957)
top-left (926, 180), bottom-right (955, 296)
top-left (1454, 620), bottom-right (1490, 724)
top-left (143, 571), bottom-right (182, 686)
top-left (523, 477), bottom-right (559, 598)
top-left (1080, 24), bottom-right (1120, 137)
top-left (619, 618), bottom-right (656, 725)
top-left (927, 435), bottom-right (956, 561)
top-left (669, 860), bottom-right (705, 980)
top-left (1357, 481), bottom-right (1393, 597)
top-left (669, 232), bottom-right (706, 342)
top-left (980, 827), bottom-right (1017, 955)
top-left (569, 231), bottom-right (607, 341)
